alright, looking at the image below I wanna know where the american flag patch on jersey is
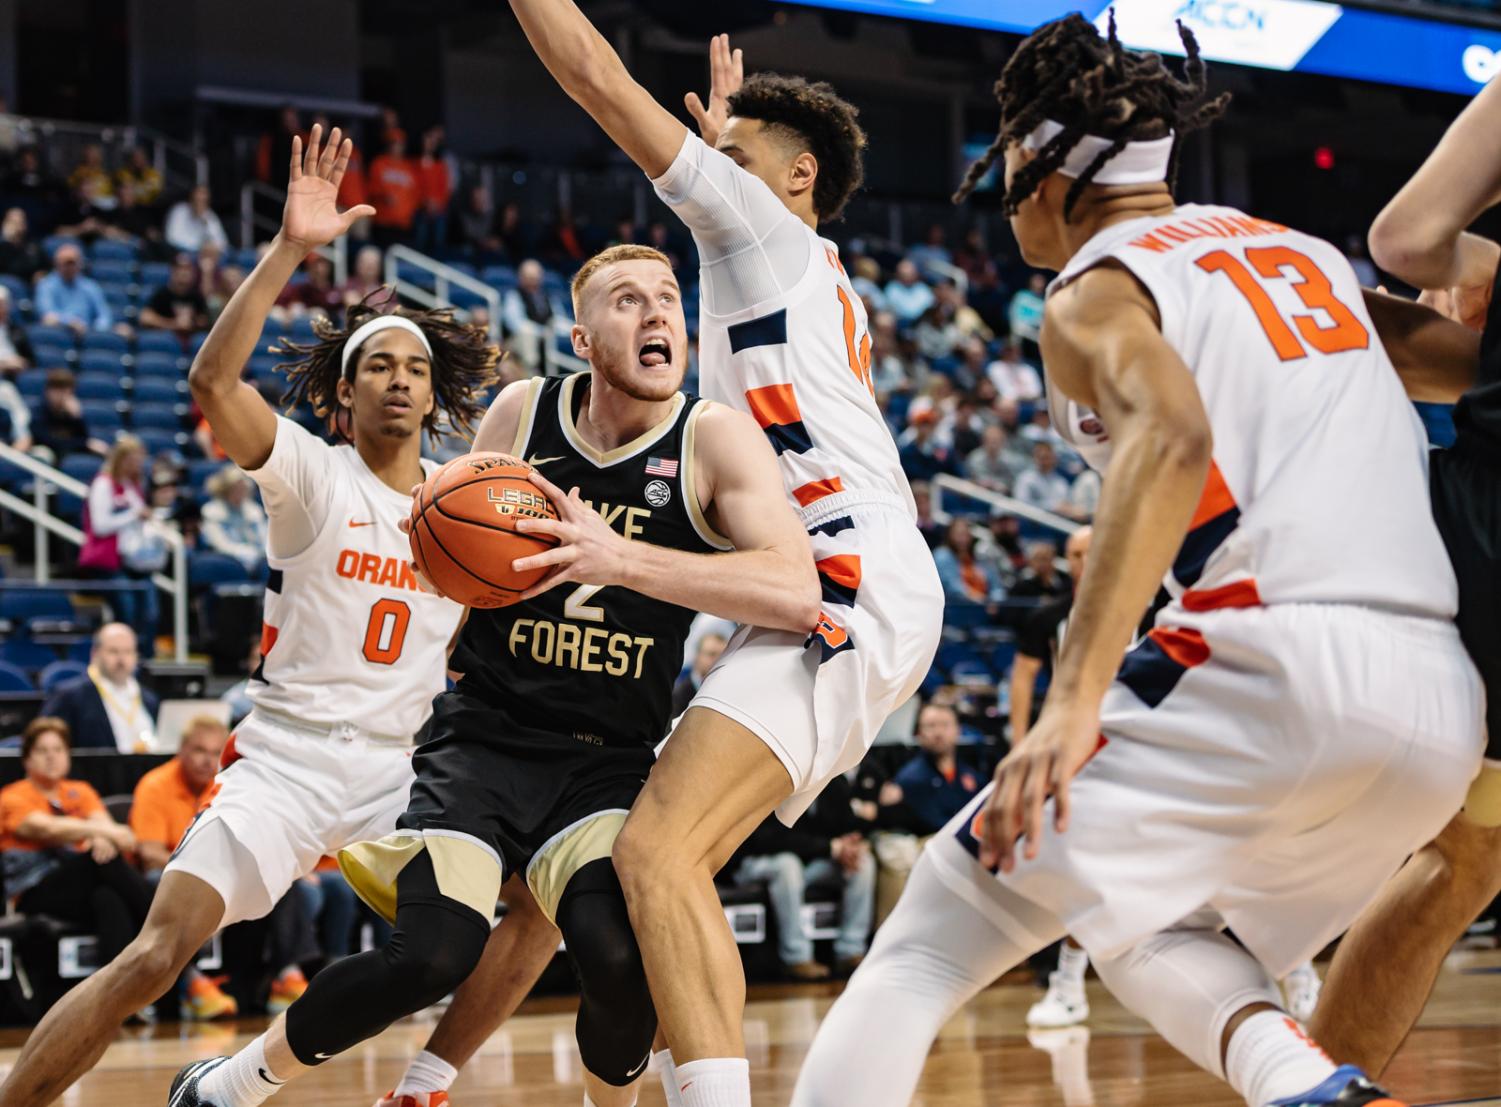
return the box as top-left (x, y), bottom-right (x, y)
top-left (645, 457), bottom-right (678, 477)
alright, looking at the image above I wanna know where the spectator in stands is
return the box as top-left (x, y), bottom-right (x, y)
top-left (869, 309), bottom-right (915, 396)
top-left (953, 227), bottom-right (1000, 294)
top-left (0, 718), bottom-right (151, 970)
top-left (851, 256), bottom-right (885, 312)
top-left (33, 369), bottom-right (106, 459)
top-left (1010, 527), bottom-right (1091, 741)
top-left (255, 105), bottom-right (303, 185)
top-left (907, 223), bottom-right (952, 280)
top-left (164, 185), bottom-right (228, 254)
top-left (101, 178), bottom-right (159, 244)
top-left (871, 702), bottom-right (984, 921)
top-left (335, 245), bottom-right (385, 311)
top-left (1012, 539), bottom-right (1070, 601)
top-left (0, 282), bottom-right (33, 370)
top-left (1062, 467), bottom-right (1100, 522)
top-left (496, 200), bottom-right (527, 261)
top-left (950, 336), bottom-right (993, 395)
top-left (80, 437), bottom-right (161, 653)
top-left (965, 425), bottom-right (1017, 494)
top-left (729, 771), bottom-right (874, 979)
top-left (458, 183), bottom-right (498, 258)
top-left (1014, 440), bottom-right (1070, 513)
top-left (414, 126), bottom-right (452, 254)
top-left (115, 147), bottom-right (162, 207)
top-left (334, 132), bottom-right (370, 243)
top-left (197, 240), bottom-right (237, 319)
top-left (368, 131), bottom-right (419, 248)
top-left (933, 517), bottom-right (999, 605)
top-left (884, 259), bottom-right (935, 327)
top-left (139, 253), bottom-right (209, 337)
top-left (910, 480), bottom-right (944, 549)
top-left (897, 408), bottom-right (960, 482)
top-left (0, 206), bottom-right (44, 281)
top-left (1008, 273), bottom-right (1047, 357)
top-left (503, 259), bottom-right (562, 366)
top-left (2, 146), bottom-right (61, 203)
top-left (201, 465), bottom-right (268, 577)
top-left (986, 338), bottom-right (1043, 403)
top-left (274, 254), bottom-right (341, 320)
top-left (128, 714), bottom-right (239, 1019)
top-left (36, 243), bottom-right (119, 336)
top-left (0, 367), bottom-right (29, 454)
top-left (914, 284), bottom-right (965, 362)
top-left (987, 510), bottom-right (1026, 578)
top-left (67, 144), bottom-right (114, 208)
top-left (672, 632), bottom-right (727, 717)
top-left (43, 623), bottom-right (160, 753)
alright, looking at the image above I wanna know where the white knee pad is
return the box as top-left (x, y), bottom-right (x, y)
top-left (1092, 928), bottom-right (1282, 1079)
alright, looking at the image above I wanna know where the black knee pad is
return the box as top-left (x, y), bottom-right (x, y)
top-left (556, 858), bottom-right (657, 1086)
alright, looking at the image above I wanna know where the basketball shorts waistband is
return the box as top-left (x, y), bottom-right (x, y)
top-left (796, 489), bottom-right (912, 530)
top-left (246, 706), bottom-right (411, 747)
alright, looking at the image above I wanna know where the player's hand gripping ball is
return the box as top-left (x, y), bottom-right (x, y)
top-left (408, 452), bottom-right (560, 608)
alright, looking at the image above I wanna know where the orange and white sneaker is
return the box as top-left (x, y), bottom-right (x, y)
top-left (372, 1092), bottom-right (451, 1107)
top-left (266, 967), bottom-right (308, 1015)
top-left (180, 974), bottom-right (238, 1021)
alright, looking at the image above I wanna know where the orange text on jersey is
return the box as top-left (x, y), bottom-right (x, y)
top-left (335, 549), bottom-right (422, 593)
top-left (1128, 214), bottom-right (1288, 255)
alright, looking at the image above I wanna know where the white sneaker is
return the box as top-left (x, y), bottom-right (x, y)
top-left (1026, 972), bottom-right (1090, 1028)
top-left (1284, 965), bottom-right (1322, 1023)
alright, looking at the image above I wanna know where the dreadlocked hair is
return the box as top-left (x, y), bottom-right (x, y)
top-left (272, 293), bottom-right (500, 446)
top-left (954, 12), bottom-right (1231, 220)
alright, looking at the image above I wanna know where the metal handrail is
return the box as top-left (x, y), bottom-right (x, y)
top-left (0, 444), bottom-right (189, 662)
top-left (1, 113), bottom-right (206, 197)
top-left (931, 473), bottom-right (1080, 536)
top-left (238, 182), bottom-right (348, 283)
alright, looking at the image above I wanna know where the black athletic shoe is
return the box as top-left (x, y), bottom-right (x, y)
top-left (1269, 1065), bottom-right (1407, 1106)
top-left (168, 1056), bottom-right (229, 1107)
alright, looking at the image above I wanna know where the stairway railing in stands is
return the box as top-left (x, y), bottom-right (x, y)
top-left (931, 473), bottom-right (1080, 538)
top-left (0, 443), bottom-right (189, 663)
top-left (0, 113), bottom-right (208, 198)
top-left (237, 181), bottom-right (349, 284)
top-left (383, 245), bottom-right (588, 376)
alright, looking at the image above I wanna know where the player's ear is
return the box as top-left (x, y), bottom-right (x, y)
top-left (571, 323), bottom-right (590, 361)
top-left (336, 376), bottom-right (354, 409)
top-left (788, 151), bottom-right (817, 206)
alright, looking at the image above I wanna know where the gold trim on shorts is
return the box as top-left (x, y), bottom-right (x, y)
top-left (525, 810), bottom-right (628, 924)
top-left (338, 831), bottom-right (504, 924)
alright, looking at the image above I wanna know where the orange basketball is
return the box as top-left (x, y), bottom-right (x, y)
top-left (408, 452), bottom-right (560, 609)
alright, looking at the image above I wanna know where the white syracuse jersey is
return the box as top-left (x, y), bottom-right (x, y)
top-left (1048, 203), bottom-right (1455, 619)
top-left (654, 133), bottom-right (912, 519)
top-left (245, 416), bottom-right (463, 739)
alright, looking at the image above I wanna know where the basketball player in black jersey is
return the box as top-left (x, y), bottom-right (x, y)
top-left (171, 242), bottom-right (818, 1107)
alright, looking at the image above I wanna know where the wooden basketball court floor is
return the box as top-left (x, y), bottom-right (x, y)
top-left (10, 948), bottom-right (1501, 1106)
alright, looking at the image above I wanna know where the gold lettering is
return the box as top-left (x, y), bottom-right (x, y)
top-left (622, 507), bottom-right (649, 542)
top-left (631, 637), bottom-right (654, 679)
top-left (605, 632), bottom-right (630, 676)
top-left (530, 620), bottom-right (556, 665)
top-left (508, 620), bottom-right (534, 658)
top-left (555, 622), bottom-right (582, 671)
top-left (581, 626), bottom-right (606, 672)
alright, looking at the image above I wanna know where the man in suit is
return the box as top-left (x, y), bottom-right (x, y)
top-left (41, 623), bottom-right (159, 752)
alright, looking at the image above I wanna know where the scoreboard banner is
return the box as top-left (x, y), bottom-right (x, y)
top-left (784, 0), bottom-right (1501, 95)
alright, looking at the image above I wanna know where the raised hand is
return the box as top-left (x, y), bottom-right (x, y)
top-left (282, 123), bottom-right (376, 253)
top-left (684, 34), bottom-right (744, 147)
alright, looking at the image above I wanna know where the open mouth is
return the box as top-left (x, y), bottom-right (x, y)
top-left (638, 339), bottom-right (672, 368)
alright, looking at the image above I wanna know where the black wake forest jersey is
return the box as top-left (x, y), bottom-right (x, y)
top-left (452, 373), bottom-right (731, 749)
top-left (1454, 253), bottom-right (1501, 455)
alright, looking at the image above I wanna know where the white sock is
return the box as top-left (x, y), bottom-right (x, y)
top-left (674, 1057), bottom-right (751, 1107)
top-left (582, 1096), bottom-right (637, 1107)
top-left (1057, 943), bottom-right (1089, 989)
top-left (198, 1034), bottom-right (285, 1107)
top-left (655, 1050), bottom-right (688, 1107)
top-left (1224, 1010), bottom-right (1337, 1107)
top-left (394, 1050), bottom-right (459, 1096)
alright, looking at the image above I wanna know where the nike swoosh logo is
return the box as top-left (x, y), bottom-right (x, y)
top-left (313, 1052), bottom-right (335, 1061)
top-left (348, 520), bottom-right (377, 529)
top-left (258, 1066), bottom-right (286, 1085)
top-left (526, 455), bottom-right (564, 466)
top-left (626, 1053), bottom-right (649, 1079)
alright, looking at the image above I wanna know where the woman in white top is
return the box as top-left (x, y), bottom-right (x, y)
top-left (78, 435), bottom-right (158, 654)
top-left (199, 465), bottom-right (267, 577)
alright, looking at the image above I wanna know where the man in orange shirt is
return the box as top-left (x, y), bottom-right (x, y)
top-left (366, 131), bottom-right (418, 248)
top-left (130, 715), bottom-right (239, 1020)
top-left (414, 125), bottom-right (451, 254)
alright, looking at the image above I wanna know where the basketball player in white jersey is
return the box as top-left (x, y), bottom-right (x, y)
top-left (0, 126), bottom-right (564, 1107)
top-left (793, 16), bottom-right (1481, 1107)
top-left (505, 10), bottom-right (943, 1103)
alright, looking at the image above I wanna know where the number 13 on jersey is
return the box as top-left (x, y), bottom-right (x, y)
top-left (1196, 246), bottom-right (1369, 362)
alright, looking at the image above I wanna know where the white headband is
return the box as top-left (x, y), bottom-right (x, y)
top-left (1021, 119), bottom-right (1176, 185)
top-left (340, 315), bottom-right (434, 379)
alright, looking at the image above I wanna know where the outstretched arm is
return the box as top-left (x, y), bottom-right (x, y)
top-left (188, 125), bottom-right (374, 470)
top-left (1369, 77), bottom-right (1501, 300)
top-left (507, 0), bottom-right (688, 176)
top-left (1362, 288), bottom-right (1479, 402)
top-left (512, 404), bottom-right (821, 634)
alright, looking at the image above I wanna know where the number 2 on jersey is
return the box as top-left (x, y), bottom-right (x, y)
top-left (1196, 246), bottom-right (1369, 362)
top-left (363, 598), bottom-right (411, 665)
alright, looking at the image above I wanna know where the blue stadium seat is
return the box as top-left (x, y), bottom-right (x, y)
top-left (41, 236), bottom-right (82, 259)
top-left (287, 316), bottom-right (319, 342)
top-left (481, 265), bottom-right (517, 289)
top-left (0, 274), bottom-right (28, 308)
top-left (131, 380), bottom-right (184, 406)
top-left (0, 662), bottom-right (32, 692)
top-left (25, 324), bottom-right (74, 350)
top-left (942, 603), bottom-right (991, 632)
top-left (135, 429), bottom-right (179, 457)
top-left (189, 553), bottom-right (250, 587)
top-left (133, 351), bottom-right (181, 378)
top-left (139, 262), bottom-right (171, 290)
top-left (187, 459), bottom-right (224, 489)
top-left (37, 659), bottom-right (87, 692)
top-left (74, 373), bottom-right (124, 400)
top-left (80, 400), bottom-right (122, 428)
top-left (81, 330), bottom-right (130, 355)
top-left (0, 638), bottom-right (55, 672)
top-left (136, 330), bottom-right (182, 356)
top-left (0, 590), bottom-right (73, 625)
top-left (89, 239), bottom-right (138, 263)
top-left (87, 261), bottom-right (133, 287)
top-left (187, 331), bottom-right (209, 357)
top-left (101, 286), bottom-right (132, 315)
top-left (31, 343), bottom-right (73, 369)
top-left (130, 405), bottom-right (182, 431)
top-left (16, 369), bottom-right (48, 397)
top-left (451, 286), bottom-right (489, 310)
top-left (949, 658), bottom-right (993, 684)
top-left (990, 641), bottom-right (1017, 677)
top-left (60, 453), bottom-right (102, 487)
top-left (78, 350), bottom-right (125, 377)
